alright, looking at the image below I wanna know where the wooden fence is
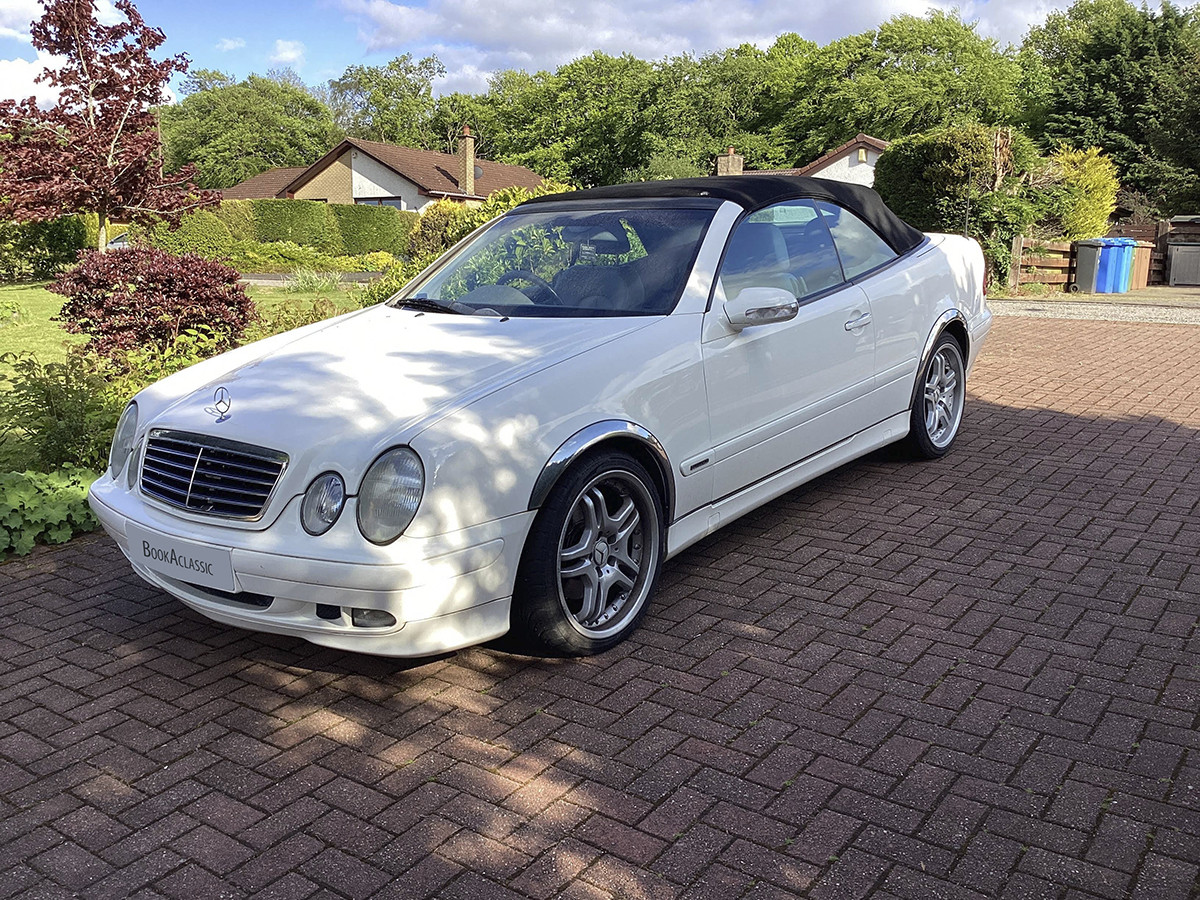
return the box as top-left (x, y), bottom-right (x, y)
top-left (1007, 237), bottom-right (1074, 291)
top-left (1008, 219), bottom-right (1200, 291)
top-left (1108, 222), bottom-right (1168, 285)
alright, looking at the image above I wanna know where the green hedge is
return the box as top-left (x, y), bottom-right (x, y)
top-left (211, 199), bottom-right (257, 242)
top-left (250, 199), bottom-right (345, 254)
top-left (329, 204), bottom-right (418, 255)
top-left (138, 210), bottom-right (234, 258)
top-left (0, 217), bottom-right (89, 282)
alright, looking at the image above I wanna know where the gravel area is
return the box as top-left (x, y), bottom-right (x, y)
top-left (990, 298), bottom-right (1200, 326)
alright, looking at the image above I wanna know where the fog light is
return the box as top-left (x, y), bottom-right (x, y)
top-left (351, 608), bottom-right (397, 628)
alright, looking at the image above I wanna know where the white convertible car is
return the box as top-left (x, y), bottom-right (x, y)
top-left (90, 176), bottom-right (991, 657)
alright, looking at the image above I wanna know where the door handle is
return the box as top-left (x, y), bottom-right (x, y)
top-left (844, 312), bottom-right (872, 331)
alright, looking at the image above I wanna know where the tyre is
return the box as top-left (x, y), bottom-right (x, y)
top-left (907, 333), bottom-right (966, 459)
top-left (512, 451), bottom-right (664, 655)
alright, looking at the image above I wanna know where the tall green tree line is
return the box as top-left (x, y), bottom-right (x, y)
top-left (159, 1), bottom-right (1200, 213)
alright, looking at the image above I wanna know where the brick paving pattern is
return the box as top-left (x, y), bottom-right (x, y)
top-left (1, 315), bottom-right (1198, 899)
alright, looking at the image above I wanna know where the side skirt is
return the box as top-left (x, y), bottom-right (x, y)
top-left (665, 411), bottom-right (910, 559)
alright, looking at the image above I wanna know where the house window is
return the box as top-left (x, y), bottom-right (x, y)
top-left (356, 197), bottom-right (407, 210)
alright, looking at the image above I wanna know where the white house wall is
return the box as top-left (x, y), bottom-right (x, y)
top-left (350, 150), bottom-right (425, 210)
top-left (809, 148), bottom-right (883, 186)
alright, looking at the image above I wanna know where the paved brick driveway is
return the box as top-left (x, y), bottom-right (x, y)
top-left (2, 316), bottom-right (1198, 900)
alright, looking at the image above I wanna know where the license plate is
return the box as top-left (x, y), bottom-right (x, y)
top-left (125, 523), bottom-right (236, 592)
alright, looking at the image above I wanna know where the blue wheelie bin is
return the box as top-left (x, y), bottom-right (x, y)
top-left (1117, 238), bottom-right (1136, 292)
top-left (1096, 238), bottom-right (1120, 293)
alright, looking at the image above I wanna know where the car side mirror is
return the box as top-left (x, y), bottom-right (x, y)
top-left (723, 287), bottom-right (799, 330)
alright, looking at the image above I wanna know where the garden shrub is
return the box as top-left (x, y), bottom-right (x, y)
top-left (137, 209), bottom-right (234, 258)
top-left (243, 297), bottom-right (344, 343)
top-left (285, 269), bottom-right (342, 294)
top-left (1, 467), bottom-right (100, 558)
top-left (250, 199), bottom-right (345, 253)
top-left (359, 252), bottom-right (440, 307)
top-left (329, 204), bottom-right (418, 255)
top-left (0, 349), bottom-right (122, 470)
top-left (50, 246), bottom-right (255, 358)
top-left (408, 200), bottom-right (476, 259)
top-left (223, 241), bottom-right (398, 274)
top-left (875, 126), bottom-right (1046, 283)
top-left (1043, 146), bottom-right (1120, 240)
top-left (211, 199), bottom-right (257, 242)
top-left (0, 217), bottom-right (89, 281)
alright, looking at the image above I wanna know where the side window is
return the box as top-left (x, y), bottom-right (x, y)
top-left (719, 200), bottom-right (845, 301)
top-left (815, 200), bottom-right (897, 280)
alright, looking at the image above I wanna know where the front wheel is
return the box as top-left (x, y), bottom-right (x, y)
top-left (512, 451), bottom-right (664, 655)
top-left (907, 334), bottom-right (966, 459)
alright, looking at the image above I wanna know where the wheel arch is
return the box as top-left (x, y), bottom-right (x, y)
top-left (528, 420), bottom-right (675, 525)
top-left (910, 309), bottom-right (969, 407)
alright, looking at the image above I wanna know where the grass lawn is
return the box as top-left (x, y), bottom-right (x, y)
top-left (0, 282), bottom-right (84, 364)
top-left (0, 280), bottom-right (365, 366)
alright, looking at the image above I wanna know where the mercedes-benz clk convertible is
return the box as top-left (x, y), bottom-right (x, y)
top-left (89, 176), bottom-right (991, 657)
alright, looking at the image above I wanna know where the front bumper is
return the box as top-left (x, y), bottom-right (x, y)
top-left (89, 475), bottom-right (534, 657)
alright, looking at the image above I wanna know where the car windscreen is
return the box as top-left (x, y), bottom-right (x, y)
top-left (389, 206), bottom-right (716, 317)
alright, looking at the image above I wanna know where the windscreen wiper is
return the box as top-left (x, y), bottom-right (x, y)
top-left (394, 294), bottom-right (464, 314)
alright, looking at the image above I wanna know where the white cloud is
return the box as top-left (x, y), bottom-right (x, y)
top-left (216, 37), bottom-right (246, 51)
top-left (270, 38), bottom-right (306, 67)
top-left (0, 0), bottom-right (126, 42)
top-left (0, 50), bottom-right (62, 104)
top-left (341, 0), bottom-right (1077, 94)
top-left (0, 0), bottom-right (39, 41)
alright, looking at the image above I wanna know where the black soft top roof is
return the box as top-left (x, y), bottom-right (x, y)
top-left (519, 175), bottom-right (926, 254)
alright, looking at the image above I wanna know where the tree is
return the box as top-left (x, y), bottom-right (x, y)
top-left (160, 72), bottom-right (341, 188)
top-left (1021, 0), bottom-right (1200, 212)
top-left (0, 0), bottom-right (216, 250)
top-left (769, 12), bottom-right (1022, 165)
top-left (327, 55), bottom-right (445, 148)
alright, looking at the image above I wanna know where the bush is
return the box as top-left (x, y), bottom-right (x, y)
top-left (137, 209), bottom-right (234, 258)
top-left (50, 246), bottom-right (255, 358)
top-left (0, 350), bottom-right (122, 470)
top-left (243, 297), bottom-right (344, 343)
top-left (1043, 146), bottom-right (1120, 240)
top-left (250, 199), bottom-right (345, 253)
top-left (408, 200), bottom-right (476, 258)
top-left (211, 199), bottom-right (257, 242)
top-left (875, 126), bottom-right (1045, 283)
top-left (223, 240), bottom-right (398, 274)
top-left (1, 467), bottom-right (100, 558)
top-left (359, 253), bottom-right (440, 307)
top-left (329, 204), bottom-right (418, 255)
top-left (0, 217), bottom-right (89, 281)
top-left (406, 182), bottom-right (575, 261)
top-left (285, 269), bottom-right (342, 293)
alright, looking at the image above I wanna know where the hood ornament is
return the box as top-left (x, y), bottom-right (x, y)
top-left (206, 386), bottom-right (232, 422)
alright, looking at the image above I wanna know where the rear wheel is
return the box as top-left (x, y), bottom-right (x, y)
top-left (512, 451), bottom-right (664, 655)
top-left (907, 333), bottom-right (966, 459)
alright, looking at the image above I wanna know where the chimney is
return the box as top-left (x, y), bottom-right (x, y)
top-left (458, 125), bottom-right (475, 197)
top-left (715, 146), bottom-right (744, 176)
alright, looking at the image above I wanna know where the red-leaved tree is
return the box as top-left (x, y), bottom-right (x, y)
top-left (0, 0), bottom-right (217, 250)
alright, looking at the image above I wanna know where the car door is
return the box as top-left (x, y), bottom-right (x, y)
top-left (698, 200), bottom-right (876, 501)
top-left (814, 200), bottom-right (915, 414)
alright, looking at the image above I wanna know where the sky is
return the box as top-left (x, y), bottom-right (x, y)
top-left (0, 0), bottom-right (1080, 103)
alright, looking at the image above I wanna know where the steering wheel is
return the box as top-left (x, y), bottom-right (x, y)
top-left (496, 269), bottom-right (561, 305)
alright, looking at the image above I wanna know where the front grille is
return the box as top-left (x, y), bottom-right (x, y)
top-left (140, 429), bottom-right (288, 520)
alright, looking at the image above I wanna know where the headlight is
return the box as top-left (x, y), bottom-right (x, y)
top-left (357, 448), bottom-right (424, 544)
top-left (301, 472), bottom-right (346, 535)
top-left (109, 401), bottom-right (138, 478)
